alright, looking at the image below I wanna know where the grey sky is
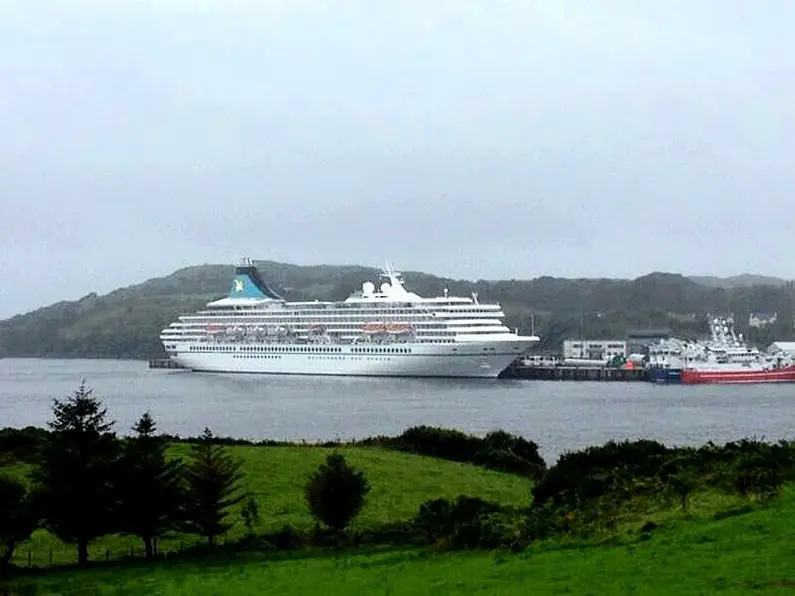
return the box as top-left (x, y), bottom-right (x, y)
top-left (1, 0), bottom-right (794, 318)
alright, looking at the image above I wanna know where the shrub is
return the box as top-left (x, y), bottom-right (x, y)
top-left (414, 495), bottom-right (500, 542)
top-left (0, 475), bottom-right (40, 568)
top-left (731, 451), bottom-right (785, 501)
top-left (0, 426), bottom-right (49, 463)
top-left (393, 426), bottom-right (546, 478)
top-left (532, 439), bottom-right (671, 508)
top-left (241, 496), bottom-right (260, 536)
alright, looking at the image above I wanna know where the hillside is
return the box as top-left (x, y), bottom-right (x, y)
top-left (689, 274), bottom-right (791, 289)
top-left (1, 260), bottom-right (795, 359)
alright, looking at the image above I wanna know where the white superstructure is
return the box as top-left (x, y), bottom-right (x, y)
top-left (646, 315), bottom-right (794, 372)
top-left (159, 258), bottom-right (540, 378)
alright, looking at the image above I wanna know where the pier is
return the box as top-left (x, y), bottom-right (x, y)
top-left (148, 357), bottom-right (185, 369)
top-left (501, 363), bottom-right (648, 381)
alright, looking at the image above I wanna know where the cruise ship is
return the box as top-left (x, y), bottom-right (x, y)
top-left (159, 259), bottom-right (540, 378)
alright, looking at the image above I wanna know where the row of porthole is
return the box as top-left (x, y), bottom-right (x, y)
top-left (188, 346), bottom-right (415, 354)
top-left (227, 354), bottom-right (400, 362)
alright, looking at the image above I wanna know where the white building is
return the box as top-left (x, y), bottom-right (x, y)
top-left (750, 312), bottom-right (778, 328)
top-left (562, 339), bottom-right (627, 361)
top-left (767, 341), bottom-right (795, 356)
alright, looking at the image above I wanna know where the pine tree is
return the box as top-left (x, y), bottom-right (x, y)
top-left (305, 454), bottom-right (370, 532)
top-left (182, 428), bottom-right (245, 546)
top-left (31, 380), bottom-right (120, 565)
top-left (116, 412), bottom-right (185, 559)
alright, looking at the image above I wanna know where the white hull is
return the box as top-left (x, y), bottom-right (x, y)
top-left (172, 339), bottom-right (530, 378)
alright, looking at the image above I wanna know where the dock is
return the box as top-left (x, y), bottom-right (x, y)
top-left (501, 363), bottom-right (648, 381)
top-left (148, 357), bottom-right (185, 369)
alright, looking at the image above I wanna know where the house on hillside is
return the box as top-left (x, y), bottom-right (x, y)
top-left (749, 312), bottom-right (778, 328)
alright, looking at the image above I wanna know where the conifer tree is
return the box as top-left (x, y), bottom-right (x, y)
top-left (116, 412), bottom-right (185, 559)
top-left (306, 454), bottom-right (370, 531)
top-left (32, 380), bottom-right (120, 565)
top-left (182, 428), bottom-right (245, 546)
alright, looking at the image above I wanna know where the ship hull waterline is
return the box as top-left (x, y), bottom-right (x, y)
top-left (171, 341), bottom-right (530, 379)
top-left (680, 366), bottom-right (795, 385)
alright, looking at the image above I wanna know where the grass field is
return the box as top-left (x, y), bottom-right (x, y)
top-left (3, 444), bottom-right (530, 567)
top-left (6, 484), bottom-right (795, 595)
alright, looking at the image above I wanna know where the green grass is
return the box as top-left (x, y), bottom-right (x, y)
top-left (4, 444), bottom-right (530, 567)
top-left (7, 485), bottom-right (795, 595)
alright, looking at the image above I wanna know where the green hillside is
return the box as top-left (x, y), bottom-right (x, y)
top-left (13, 494), bottom-right (795, 595)
top-left (5, 434), bottom-right (795, 595)
top-left (2, 260), bottom-right (795, 359)
top-left (4, 443), bottom-right (529, 568)
top-left (690, 274), bottom-right (791, 289)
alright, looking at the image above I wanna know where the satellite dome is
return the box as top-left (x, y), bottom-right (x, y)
top-left (362, 282), bottom-right (375, 294)
top-left (380, 282), bottom-right (391, 293)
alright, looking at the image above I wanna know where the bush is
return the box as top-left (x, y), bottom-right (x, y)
top-left (414, 495), bottom-right (531, 551)
top-left (263, 525), bottom-right (308, 550)
top-left (305, 454), bottom-right (370, 531)
top-left (532, 439), bottom-right (671, 508)
top-left (731, 450), bottom-right (786, 501)
top-left (415, 495), bottom-right (505, 548)
top-left (397, 426), bottom-right (484, 461)
top-left (0, 426), bottom-right (49, 463)
top-left (391, 426), bottom-right (546, 479)
top-left (241, 496), bottom-right (260, 535)
top-left (0, 475), bottom-right (40, 568)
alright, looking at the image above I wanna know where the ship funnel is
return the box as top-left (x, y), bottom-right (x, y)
top-left (228, 258), bottom-right (283, 300)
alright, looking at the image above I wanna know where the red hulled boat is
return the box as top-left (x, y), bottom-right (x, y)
top-left (678, 316), bottom-right (795, 385)
top-left (680, 365), bottom-right (795, 384)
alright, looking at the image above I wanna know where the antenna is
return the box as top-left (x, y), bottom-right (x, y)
top-left (381, 261), bottom-right (402, 281)
top-left (472, 291), bottom-right (479, 305)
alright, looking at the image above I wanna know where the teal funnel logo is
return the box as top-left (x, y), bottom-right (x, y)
top-left (228, 275), bottom-right (268, 298)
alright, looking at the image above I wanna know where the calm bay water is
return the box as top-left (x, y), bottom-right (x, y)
top-left (1, 358), bottom-right (794, 463)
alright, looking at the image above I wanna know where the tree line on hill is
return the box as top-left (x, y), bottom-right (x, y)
top-left (1, 260), bottom-right (795, 359)
top-left (2, 382), bottom-right (795, 571)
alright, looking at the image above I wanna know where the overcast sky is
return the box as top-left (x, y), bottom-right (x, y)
top-left (1, 0), bottom-right (794, 318)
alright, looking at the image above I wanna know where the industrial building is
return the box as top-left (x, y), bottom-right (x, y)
top-left (626, 329), bottom-right (672, 356)
top-left (562, 339), bottom-right (627, 361)
top-left (768, 341), bottom-right (795, 356)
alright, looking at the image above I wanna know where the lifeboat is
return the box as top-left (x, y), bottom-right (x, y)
top-left (385, 322), bottom-right (413, 334)
top-left (361, 322), bottom-right (386, 334)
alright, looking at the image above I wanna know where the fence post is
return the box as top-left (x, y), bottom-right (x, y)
top-left (49, 549), bottom-right (53, 566)
top-left (27, 551), bottom-right (31, 567)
